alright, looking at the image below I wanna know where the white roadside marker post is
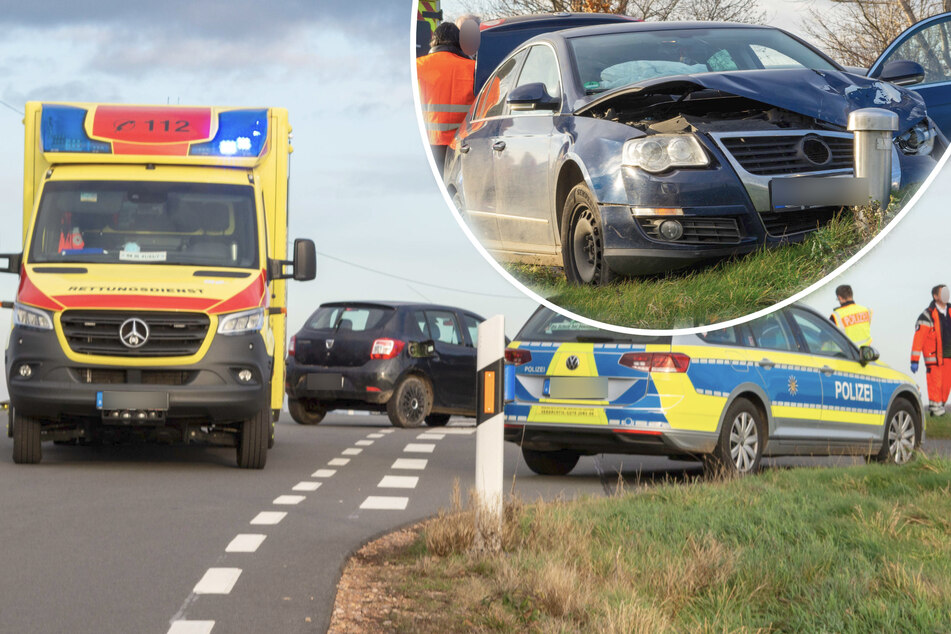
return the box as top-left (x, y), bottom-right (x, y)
top-left (848, 107), bottom-right (899, 209)
top-left (474, 314), bottom-right (504, 553)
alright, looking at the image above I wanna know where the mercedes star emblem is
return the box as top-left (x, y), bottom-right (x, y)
top-left (119, 317), bottom-right (150, 349)
top-left (566, 355), bottom-right (580, 370)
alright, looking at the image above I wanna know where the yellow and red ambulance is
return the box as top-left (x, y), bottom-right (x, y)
top-left (2, 102), bottom-right (316, 468)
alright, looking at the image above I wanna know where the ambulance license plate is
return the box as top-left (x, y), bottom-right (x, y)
top-left (97, 391), bottom-right (169, 410)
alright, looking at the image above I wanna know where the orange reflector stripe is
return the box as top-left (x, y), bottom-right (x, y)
top-left (483, 370), bottom-right (496, 415)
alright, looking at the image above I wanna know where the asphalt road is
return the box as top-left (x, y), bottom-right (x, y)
top-left (0, 411), bottom-right (944, 633)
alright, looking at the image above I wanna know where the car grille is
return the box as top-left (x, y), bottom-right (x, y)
top-left (636, 216), bottom-right (742, 244)
top-left (719, 134), bottom-right (853, 176)
top-left (61, 311), bottom-right (209, 357)
top-left (759, 207), bottom-right (840, 237)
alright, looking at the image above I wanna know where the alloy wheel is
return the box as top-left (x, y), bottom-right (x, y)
top-left (887, 410), bottom-right (916, 464)
top-left (729, 412), bottom-right (759, 473)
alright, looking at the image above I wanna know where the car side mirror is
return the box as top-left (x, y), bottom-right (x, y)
top-left (267, 239), bottom-right (316, 281)
top-left (0, 252), bottom-right (21, 274)
top-left (876, 60), bottom-right (925, 86)
top-left (506, 82), bottom-right (559, 112)
top-left (860, 345), bottom-right (880, 365)
top-left (408, 340), bottom-right (436, 358)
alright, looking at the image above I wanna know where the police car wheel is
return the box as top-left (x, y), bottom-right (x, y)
top-left (424, 413), bottom-right (451, 427)
top-left (521, 447), bottom-right (580, 476)
top-left (706, 398), bottom-right (764, 476)
top-left (12, 412), bottom-right (42, 465)
top-left (387, 376), bottom-right (432, 428)
top-left (288, 398), bottom-right (326, 425)
top-left (875, 400), bottom-right (920, 465)
top-left (562, 183), bottom-right (615, 286)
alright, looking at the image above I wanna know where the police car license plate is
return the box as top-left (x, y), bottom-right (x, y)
top-left (548, 377), bottom-right (608, 399)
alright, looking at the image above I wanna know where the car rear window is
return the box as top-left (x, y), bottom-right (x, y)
top-left (516, 308), bottom-right (669, 344)
top-left (306, 306), bottom-right (394, 332)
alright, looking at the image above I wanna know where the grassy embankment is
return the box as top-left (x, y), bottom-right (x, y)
top-left (375, 457), bottom-right (951, 632)
top-left (928, 412), bottom-right (951, 440)
top-left (507, 189), bottom-right (918, 328)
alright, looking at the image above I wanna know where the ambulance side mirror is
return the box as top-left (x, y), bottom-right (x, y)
top-left (292, 239), bottom-right (316, 281)
top-left (0, 252), bottom-right (21, 274)
top-left (859, 346), bottom-right (879, 366)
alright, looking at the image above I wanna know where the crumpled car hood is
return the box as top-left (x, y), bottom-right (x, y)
top-left (575, 68), bottom-right (928, 131)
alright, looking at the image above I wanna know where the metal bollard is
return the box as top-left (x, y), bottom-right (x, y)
top-left (474, 314), bottom-right (505, 553)
top-left (847, 108), bottom-right (899, 208)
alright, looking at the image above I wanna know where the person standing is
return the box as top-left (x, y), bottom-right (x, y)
top-left (911, 284), bottom-right (951, 416)
top-left (829, 284), bottom-right (872, 346)
top-left (416, 22), bottom-right (475, 175)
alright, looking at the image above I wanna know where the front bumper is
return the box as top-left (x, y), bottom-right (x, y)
top-left (6, 327), bottom-right (270, 423)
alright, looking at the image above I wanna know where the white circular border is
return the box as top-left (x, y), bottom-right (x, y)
top-left (408, 2), bottom-right (951, 335)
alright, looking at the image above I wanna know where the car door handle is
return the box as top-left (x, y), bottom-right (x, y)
top-left (458, 143), bottom-right (470, 154)
top-left (758, 358), bottom-right (775, 369)
top-left (492, 140), bottom-right (506, 152)
top-left (821, 365), bottom-right (835, 376)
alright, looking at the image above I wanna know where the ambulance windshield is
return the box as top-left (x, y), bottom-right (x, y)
top-left (29, 181), bottom-right (258, 269)
top-left (518, 308), bottom-right (670, 344)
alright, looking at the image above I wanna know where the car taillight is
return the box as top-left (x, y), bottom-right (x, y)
top-left (371, 338), bottom-right (405, 360)
top-left (504, 348), bottom-right (532, 366)
top-left (618, 352), bottom-right (689, 373)
top-left (288, 335), bottom-right (296, 357)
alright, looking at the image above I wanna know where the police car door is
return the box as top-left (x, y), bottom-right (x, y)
top-left (786, 307), bottom-right (883, 447)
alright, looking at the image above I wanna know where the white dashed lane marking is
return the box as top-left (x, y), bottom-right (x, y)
top-left (392, 458), bottom-right (428, 470)
top-left (404, 443), bottom-right (435, 453)
top-left (167, 620), bottom-right (215, 634)
top-left (292, 481), bottom-right (322, 492)
top-left (355, 440), bottom-right (374, 446)
top-left (328, 458), bottom-right (350, 466)
top-left (360, 496), bottom-right (409, 510)
top-left (341, 448), bottom-right (362, 456)
top-left (438, 427), bottom-right (475, 434)
top-left (416, 433), bottom-right (444, 440)
top-left (312, 469), bottom-right (336, 478)
top-left (367, 433), bottom-right (385, 439)
top-left (273, 495), bottom-right (305, 506)
top-left (226, 534), bottom-right (267, 553)
top-left (380, 429), bottom-right (395, 434)
top-left (378, 475), bottom-right (419, 489)
top-left (250, 511), bottom-right (287, 525)
top-left (193, 568), bottom-right (242, 595)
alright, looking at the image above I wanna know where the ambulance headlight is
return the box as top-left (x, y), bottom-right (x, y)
top-left (217, 308), bottom-right (265, 335)
top-left (13, 303), bottom-right (53, 331)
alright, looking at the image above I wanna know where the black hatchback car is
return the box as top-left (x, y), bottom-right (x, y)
top-left (285, 302), bottom-right (484, 428)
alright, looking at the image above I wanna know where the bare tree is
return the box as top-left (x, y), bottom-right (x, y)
top-left (457, 0), bottom-right (765, 23)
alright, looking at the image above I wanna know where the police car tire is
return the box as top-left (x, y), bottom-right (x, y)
top-left (562, 183), bottom-right (615, 286)
top-left (873, 400), bottom-right (920, 465)
top-left (237, 406), bottom-right (269, 469)
top-left (288, 399), bottom-right (326, 425)
top-left (425, 413), bottom-right (451, 427)
top-left (387, 376), bottom-right (432, 428)
top-left (12, 412), bottom-right (41, 465)
top-left (522, 448), bottom-right (580, 476)
top-left (705, 398), bottom-right (764, 476)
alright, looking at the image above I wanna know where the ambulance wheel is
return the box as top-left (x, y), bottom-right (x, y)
top-left (522, 448), bottom-right (579, 476)
top-left (873, 400), bottom-right (920, 465)
top-left (6, 407), bottom-right (13, 438)
top-left (268, 409), bottom-right (278, 449)
top-left (387, 376), bottom-right (432, 428)
top-left (424, 413), bottom-right (451, 427)
top-left (12, 412), bottom-right (42, 465)
top-left (237, 406), bottom-right (269, 469)
top-left (705, 398), bottom-right (764, 476)
top-left (288, 399), bottom-right (326, 425)
top-left (562, 183), bottom-right (615, 286)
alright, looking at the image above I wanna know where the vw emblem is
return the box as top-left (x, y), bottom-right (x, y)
top-left (119, 318), bottom-right (149, 349)
top-left (325, 339), bottom-right (334, 350)
top-left (565, 355), bottom-right (580, 371)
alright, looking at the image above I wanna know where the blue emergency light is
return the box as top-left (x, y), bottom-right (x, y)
top-left (41, 105), bottom-right (111, 154)
top-left (189, 109), bottom-right (268, 158)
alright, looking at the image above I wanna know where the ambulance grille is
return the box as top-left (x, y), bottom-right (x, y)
top-left (61, 311), bottom-right (209, 357)
top-left (719, 133), bottom-right (854, 176)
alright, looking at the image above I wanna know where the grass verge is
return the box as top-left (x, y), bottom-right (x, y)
top-left (507, 188), bottom-right (917, 328)
top-left (928, 413), bottom-right (951, 440)
top-left (367, 458), bottom-right (951, 632)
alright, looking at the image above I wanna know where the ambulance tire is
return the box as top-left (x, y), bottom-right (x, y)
top-left (704, 398), bottom-right (764, 477)
top-left (288, 399), bottom-right (326, 425)
top-left (424, 414), bottom-right (451, 427)
top-left (12, 412), bottom-right (42, 465)
top-left (6, 406), bottom-right (13, 438)
top-left (522, 447), bottom-right (580, 476)
top-left (872, 399), bottom-right (920, 465)
top-left (237, 406), bottom-right (269, 469)
top-left (268, 409), bottom-right (278, 449)
top-left (562, 183), bottom-right (615, 286)
top-left (387, 376), bottom-right (432, 428)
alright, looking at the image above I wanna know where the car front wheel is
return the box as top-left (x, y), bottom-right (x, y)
top-left (873, 400), bottom-right (920, 465)
top-left (561, 183), bottom-right (615, 285)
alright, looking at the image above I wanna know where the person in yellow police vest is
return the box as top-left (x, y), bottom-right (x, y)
top-left (829, 284), bottom-right (872, 346)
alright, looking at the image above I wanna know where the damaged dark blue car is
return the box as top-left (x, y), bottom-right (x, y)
top-left (444, 21), bottom-right (945, 283)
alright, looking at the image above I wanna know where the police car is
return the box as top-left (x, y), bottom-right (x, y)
top-left (504, 306), bottom-right (922, 475)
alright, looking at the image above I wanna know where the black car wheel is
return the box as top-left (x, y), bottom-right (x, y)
top-left (562, 183), bottom-right (615, 285)
top-left (424, 413), bottom-right (451, 427)
top-left (12, 411), bottom-right (42, 465)
top-left (236, 404), bottom-right (269, 469)
top-left (288, 398), bottom-right (326, 426)
top-left (387, 376), bottom-right (432, 428)
top-left (522, 447), bottom-right (580, 476)
top-left (704, 397), bottom-right (765, 477)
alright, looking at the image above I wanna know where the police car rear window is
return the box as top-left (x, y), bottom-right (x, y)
top-left (517, 309), bottom-right (670, 344)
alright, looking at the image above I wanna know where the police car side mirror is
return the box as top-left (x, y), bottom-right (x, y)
top-left (859, 345), bottom-right (880, 365)
top-left (0, 252), bottom-right (21, 274)
top-left (408, 340), bottom-right (436, 358)
top-left (507, 83), bottom-right (559, 112)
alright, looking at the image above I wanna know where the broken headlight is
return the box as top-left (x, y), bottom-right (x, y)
top-left (622, 134), bottom-right (709, 173)
top-left (897, 121), bottom-right (936, 156)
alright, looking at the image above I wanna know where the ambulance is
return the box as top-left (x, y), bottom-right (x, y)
top-left (1, 102), bottom-right (316, 468)
top-left (504, 306), bottom-right (923, 476)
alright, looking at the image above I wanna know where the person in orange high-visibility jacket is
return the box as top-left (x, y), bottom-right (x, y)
top-left (416, 22), bottom-right (475, 175)
top-left (911, 284), bottom-right (951, 416)
top-left (829, 284), bottom-right (872, 346)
